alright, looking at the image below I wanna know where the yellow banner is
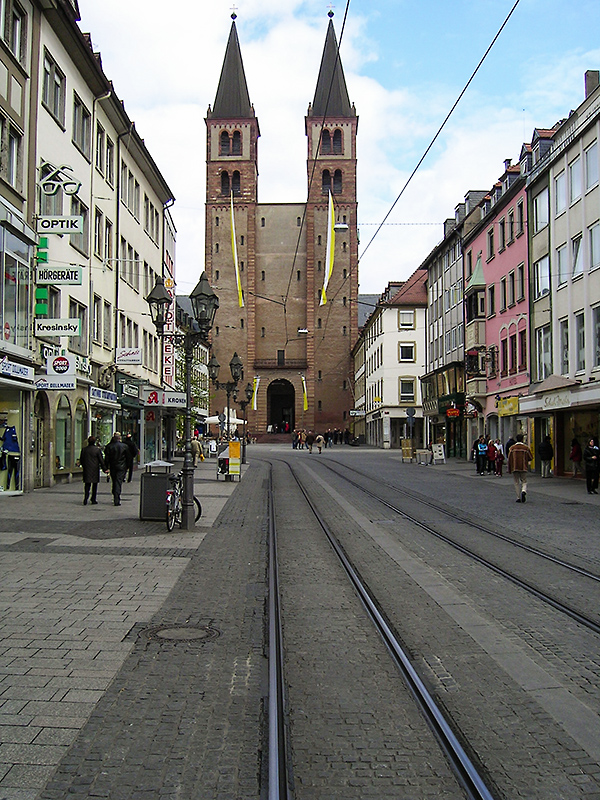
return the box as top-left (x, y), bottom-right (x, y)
top-left (320, 191), bottom-right (335, 306)
top-left (230, 192), bottom-right (244, 308)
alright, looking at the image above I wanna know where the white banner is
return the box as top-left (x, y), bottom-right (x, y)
top-left (116, 347), bottom-right (143, 365)
top-left (34, 318), bottom-right (80, 337)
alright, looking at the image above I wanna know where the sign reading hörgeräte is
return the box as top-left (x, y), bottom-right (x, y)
top-left (36, 266), bottom-right (82, 285)
top-left (34, 318), bottom-right (80, 337)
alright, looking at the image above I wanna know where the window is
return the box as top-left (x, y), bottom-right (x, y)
top-left (5, 1), bottom-right (25, 63)
top-left (516, 200), bottom-right (524, 235)
top-left (519, 329), bottom-right (527, 370)
top-left (507, 209), bottom-right (515, 242)
top-left (4, 123), bottom-right (21, 189)
top-left (569, 156), bottom-right (582, 203)
top-left (576, 312), bottom-right (585, 371)
top-left (533, 187), bottom-right (549, 232)
top-left (69, 196), bottom-right (89, 255)
top-left (333, 169), bottom-right (342, 194)
top-left (69, 297), bottom-right (87, 355)
top-left (500, 277), bottom-right (507, 310)
top-left (322, 169), bottom-right (331, 194)
top-left (221, 171), bottom-right (230, 195)
top-left (94, 207), bottom-right (103, 256)
top-left (104, 218), bottom-right (113, 265)
top-left (508, 271), bottom-right (515, 306)
top-left (533, 255), bottom-right (550, 298)
top-left (557, 244), bottom-right (568, 285)
top-left (103, 301), bottom-right (111, 347)
top-left (516, 264), bottom-right (525, 301)
top-left (501, 338), bottom-right (508, 376)
top-left (536, 325), bottom-right (552, 381)
top-left (560, 319), bottom-right (569, 374)
top-left (590, 222), bottom-right (600, 270)
top-left (232, 130), bottom-right (241, 155)
top-left (42, 51), bottom-right (65, 124)
top-left (554, 171), bottom-right (566, 215)
top-left (220, 131), bottom-right (230, 155)
top-left (320, 130), bottom-right (331, 155)
top-left (399, 378), bottom-right (415, 403)
top-left (106, 138), bottom-right (114, 185)
top-left (73, 94), bottom-right (91, 158)
top-left (499, 218), bottom-right (506, 250)
top-left (93, 294), bottom-right (101, 343)
top-left (0, 232), bottom-right (31, 350)
top-left (510, 333), bottom-right (517, 374)
top-left (487, 228), bottom-right (494, 259)
top-left (232, 170), bottom-right (240, 195)
top-left (333, 129), bottom-right (342, 154)
top-left (585, 141), bottom-right (598, 190)
top-left (594, 307), bottom-right (600, 367)
top-left (572, 235), bottom-right (583, 277)
top-left (398, 343), bottom-right (415, 362)
top-left (95, 124), bottom-right (105, 174)
top-left (398, 310), bottom-right (415, 329)
top-left (487, 284), bottom-right (495, 316)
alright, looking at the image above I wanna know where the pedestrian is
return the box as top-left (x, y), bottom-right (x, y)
top-left (505, 435), bottom-right (516, 458)
top-left (486, 438), bottom-right (497, 474)
top-left (508, 433), bottom-right (533, 503)
top-left (305, 430), bottom-right (315, 454)
top-left (314, 433), bottom-right (325, 453)
top-left (104, 432), bottom-right (129, 506)
top-left (583, 437), bottom-right (600, 494)
top-left (124, 433), bottom-right (138, 482)
top-left (191, 436), bottom-right (203, 466)
top-left (476, 436), bottom-right (488, 475)
top-left (79, 435), bottom-right (105, 505)
top-left (569, 437), bottom-right (583, 477)
top-left (494, 439), bottom-right (504, 477)
top-left (538, 435), bottom-right (554, 478)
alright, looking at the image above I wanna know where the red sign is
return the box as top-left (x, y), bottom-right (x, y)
top-left (446, 407), bottom-right (460, 418)
top-left (52, 356), bottom-right (70, 374)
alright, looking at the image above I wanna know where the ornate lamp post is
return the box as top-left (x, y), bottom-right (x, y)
top-left (146, 272), bottom-right (218, 530)
top-left (234, 382), bottom-right (253, 464)
top-left (208, 352), bottom-right (243, 441)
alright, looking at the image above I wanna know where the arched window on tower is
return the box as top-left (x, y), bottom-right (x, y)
top-left (333, 129), bottom-right (342, 154)
top-left (232, 130), bottom-right (242, 155)
top-left (321, 129), bottom-right (331, 155)
top-left (232, 170), bottom-right (241, 196)
top-left (221, 171), bottom-right (230, 196)
top-left (322, 169), bottom-right (331, 194)
top-left (333, 169), bottom-right (342, 194)
top-left (220, 131), bottom-right (230, 155)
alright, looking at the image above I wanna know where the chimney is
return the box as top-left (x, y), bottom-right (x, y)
top-left (585, 70), bottom-right (600, 99)
top-left (504, 158), bottom-right (512, 171)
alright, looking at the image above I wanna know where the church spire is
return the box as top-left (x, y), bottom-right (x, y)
top-left (309, 14), bottom-right (354, 118)
top-left (210, 16), bottom-right (254, 119)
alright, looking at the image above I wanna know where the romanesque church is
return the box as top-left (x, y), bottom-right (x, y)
top-left (205, 13), bottom-right (358, 435)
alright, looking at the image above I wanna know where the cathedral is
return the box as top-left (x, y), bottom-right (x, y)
top-left (205, 13), bottom-right (358, 436)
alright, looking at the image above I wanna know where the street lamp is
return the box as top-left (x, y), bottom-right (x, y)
top-left (146, 271), bottom-right (218, 530)
top-left (208, 352), bottom-right (243, 441)
top-left (234, 382), bottom-right (253, 464)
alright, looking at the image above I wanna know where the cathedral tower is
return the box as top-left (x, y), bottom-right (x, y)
top-left (205, 13), bottom-right (358, 436)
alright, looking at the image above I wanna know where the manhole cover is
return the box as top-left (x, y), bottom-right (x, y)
top-left (144, 624), bottom-right (220, 643)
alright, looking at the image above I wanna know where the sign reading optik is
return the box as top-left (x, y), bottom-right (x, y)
top-left (37, 216), bottom-right (84, 234)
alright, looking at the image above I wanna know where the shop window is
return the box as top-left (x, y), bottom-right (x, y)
top-left (55, 394), bottom-right (72, 471)
top-left (1, 231), bottom-right (31, 350)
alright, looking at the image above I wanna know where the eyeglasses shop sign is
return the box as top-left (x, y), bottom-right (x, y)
top-left (34, 318), bottom-right (80, 337)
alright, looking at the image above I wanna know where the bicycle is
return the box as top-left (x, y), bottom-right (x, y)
top-left (166, 471), bottom-right (202, 531)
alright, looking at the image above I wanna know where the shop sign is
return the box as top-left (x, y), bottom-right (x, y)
top-left (90, 386), bottom-right (118, 404)
top-left (121, 383), bottom-right (140, 398)
top-left (37, 216), bottom-right (83, 234)
top-left (498, 397), bottom-right (520, 417)
top-left (115, 347), bottom-right (142, 365)
top-left (35, 376), bottom-right (76, 390)
top-left (34, 318), bottom-right (80, 337)
top-left (36, 266), bottom-right (82, 285)
top-left (446, 407), bottom-right (460, 418)
top-left (0, 356), bottom-right (34, 382)
top-left (46, 354), bottom-right (75, 376)
top-left (141, 388), bottom-right (187, 407)
top-left (75, 355), bottom-right (91, 375)
top-left (543, 390), bottom-right (571, 410)
top-left (349, 410), bottom-right (365, 416)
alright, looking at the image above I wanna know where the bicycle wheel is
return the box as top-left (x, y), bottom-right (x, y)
top-left (166, 492), bottom-right (176, 531)
top-left (194, 496), bottom-right (202, 521)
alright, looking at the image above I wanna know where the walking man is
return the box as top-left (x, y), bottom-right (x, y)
top-left (79, 436), bottom-right (105, 505)
top-left (508, 433), bottom-right (533, 503)
top-left (104, 432), bottom-right (129, 506)
top-left (124, 433), bottom-right (138, 482)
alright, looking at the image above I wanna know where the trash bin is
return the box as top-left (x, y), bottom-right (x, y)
top-left (140, 460), bottom-right (174, 520)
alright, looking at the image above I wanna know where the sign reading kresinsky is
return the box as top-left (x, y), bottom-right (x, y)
top-left (36, 267), bottom-right (82, 285)
top-left (34, 318), bottom-right (80, 337)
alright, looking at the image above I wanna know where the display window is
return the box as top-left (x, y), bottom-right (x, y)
top-left (92, 408), bottom-right (114, 449)
top-left (0, 389), bottom-right (23, 492)
top-left (74, 398), bottom-right (87, 463)
top-left (55, 394), bottom-right (72, 471)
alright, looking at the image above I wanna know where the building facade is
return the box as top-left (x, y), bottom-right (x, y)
top-left (205, 14), bottom-right (358, 437)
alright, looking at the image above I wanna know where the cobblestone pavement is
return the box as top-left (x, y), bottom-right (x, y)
top-left (0, 445), bottom-right (597, 799)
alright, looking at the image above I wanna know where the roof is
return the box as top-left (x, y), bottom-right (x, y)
top-left (210, 20), bottom-right (254, 119)
top-left (528, 375), bottom-right (580, 394)
top-left (387, 267), bottom-right (428, 306)
top-left (309, 17), bottom-right (354, 118)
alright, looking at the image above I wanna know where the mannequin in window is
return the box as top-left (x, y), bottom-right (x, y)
top-left (1, 425), bottom-right (20, 490)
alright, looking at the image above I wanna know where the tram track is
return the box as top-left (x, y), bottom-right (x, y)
top-left (265, 458), bottom-right (495, 800)
top-left (307, 458), bottom-right (600, 636)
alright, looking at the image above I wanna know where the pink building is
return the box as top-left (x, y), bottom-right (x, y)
top-left (463, 155), bottom-right (532, 449)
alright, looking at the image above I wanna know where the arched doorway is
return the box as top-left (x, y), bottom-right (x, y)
top-left (33, 392), bottom-right (50, 488)
top-left (267, 379), bottom-right (295, 433)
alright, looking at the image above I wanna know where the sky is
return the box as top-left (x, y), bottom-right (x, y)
top-left (78, 0), bottom-right (600, 296)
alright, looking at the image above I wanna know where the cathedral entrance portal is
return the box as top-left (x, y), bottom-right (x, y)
top-left (267, 379), bottom-right (295, 433)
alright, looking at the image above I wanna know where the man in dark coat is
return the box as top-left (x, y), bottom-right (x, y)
top-left (79, 436), bottom-right (105, 505)
top-left (104, 432), bottom-right (129, 506)
top-left (124, 433), bottom-right (139, 482)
